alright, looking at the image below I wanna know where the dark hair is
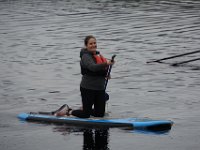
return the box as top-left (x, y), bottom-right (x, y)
top-left (84, 35), bottom-right (96, 46)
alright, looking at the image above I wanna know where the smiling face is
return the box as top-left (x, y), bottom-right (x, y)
top-left (85, 37), bottom-right (97, 53)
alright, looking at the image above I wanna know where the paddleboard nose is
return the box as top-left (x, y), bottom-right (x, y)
top-left (18, 113), bottom-right (29, 120)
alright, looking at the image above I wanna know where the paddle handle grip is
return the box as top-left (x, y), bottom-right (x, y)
top-left (111, 55), bottom-right (116, 62)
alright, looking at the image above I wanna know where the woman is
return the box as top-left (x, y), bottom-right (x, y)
top-left (55, 35), bottom-right (114, 118)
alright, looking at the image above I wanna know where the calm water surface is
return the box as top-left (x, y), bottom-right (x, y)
top-left (1, 0), bottom-right (200, 149)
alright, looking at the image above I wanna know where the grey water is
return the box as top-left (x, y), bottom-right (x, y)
top-left (1, 0), bottom-right (200, 149)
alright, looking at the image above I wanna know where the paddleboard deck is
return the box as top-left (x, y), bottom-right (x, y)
top-left (18, 113), bottom-right (173, 131)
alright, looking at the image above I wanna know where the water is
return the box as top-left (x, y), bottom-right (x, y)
top-left (1, 0), bottom-right (200, 149)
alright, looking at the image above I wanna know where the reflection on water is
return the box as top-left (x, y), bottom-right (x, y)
top-left (83, 128), bottom-right (109, 150)
top-left (51, 122), bottom-right (173, 149)
top-left (53, 126), bottom-right (110, 150)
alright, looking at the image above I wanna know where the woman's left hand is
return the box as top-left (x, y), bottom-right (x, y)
top-left (106, 60), bottom-right (115, 65)
top-left (105, 75), bottom-right (111, 80)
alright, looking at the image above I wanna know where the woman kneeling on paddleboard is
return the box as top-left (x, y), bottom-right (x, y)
top-left (55, 35), bottom-right (115, 118)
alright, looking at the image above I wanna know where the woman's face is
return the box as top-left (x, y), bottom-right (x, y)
top-left (86, 38), bottom-right (97, 53)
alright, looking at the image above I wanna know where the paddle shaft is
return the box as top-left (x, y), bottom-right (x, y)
top-left (104, 55), bottom-right (116, 90)
top-left (171, 58), bottom-right (200, 66)
top-left (147, 50), bottom-right (200, 63)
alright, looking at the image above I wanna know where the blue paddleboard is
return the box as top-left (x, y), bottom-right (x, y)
top-left (18, 113), bottom-right (173, 131)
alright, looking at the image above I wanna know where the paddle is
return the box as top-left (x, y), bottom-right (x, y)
top-left (171, 58), bottom-right (200, 66)
top-left (105, 55), bottom-right (116, 101)
top-left (147, 50), bottom-right (200, 63)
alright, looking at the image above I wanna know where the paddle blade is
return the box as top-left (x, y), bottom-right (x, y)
top-left (105, 92), bottom-right (109, 101)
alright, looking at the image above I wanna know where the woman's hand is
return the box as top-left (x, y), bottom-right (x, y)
top-left (106, 60), bottom-right (115, 65)
top-left (105, 75), bottom-right (111, 80)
